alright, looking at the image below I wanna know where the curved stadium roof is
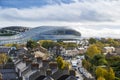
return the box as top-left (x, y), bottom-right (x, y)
top-left (0, 26), bottom-right (81, 44)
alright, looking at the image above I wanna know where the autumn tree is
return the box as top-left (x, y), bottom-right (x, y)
top-left (105, 67), bottom-right (115, 80)
top-left (56, 56), bottom-right (70, 70)
top-left (95, 67), bottom-right (107, 79)
top-left (97, 76), bottom-right (105, 80)
top-left (82, 59), bottom-right (91, 71)
top-left (86, 45), bottom-right (101, 58)
top-left (4, 43), bottom-right (19, 49)
top-left (0, 53), bottom-right (8, 64)
top-left (95, 42), bottom-right (104, 52)
top-left (96, 67), bottom-right (115, 80)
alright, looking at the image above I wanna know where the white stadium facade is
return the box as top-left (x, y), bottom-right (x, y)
top-left (0, 26), bottom-right (81, 45)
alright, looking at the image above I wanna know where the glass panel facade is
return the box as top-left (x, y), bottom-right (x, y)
top-left (0, 26), bottom-right (81, 45)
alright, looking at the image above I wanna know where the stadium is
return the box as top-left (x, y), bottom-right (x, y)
top-left (0, 26), bottom-right (81, 45)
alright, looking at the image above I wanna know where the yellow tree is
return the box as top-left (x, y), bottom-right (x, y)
top-left (96, 67), bottom-right (115, 80)
top-left (0, 53), bottom-right (8, 64)
top-left (56, 56), bottom-right (65, 69)
top-left (86, 45), bottom-right (101, 58)
top-left (107, 38), bottom-right (114, 44)
top-left (95, 67), bottom-right (107, 78)
top-left (105, 67), bottom-right (115, 80)
top-left (95, 42), bottom-right (104, 53)
top-left (56, 56), bottom-right (70, 70)
top-left (97, 76), bottom-right (105, 80)
top-left (4, 43), bottom-right (19, 49)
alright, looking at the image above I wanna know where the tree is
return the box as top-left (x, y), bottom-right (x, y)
top-left (39, 40), bottom-right (59, 49)
top-left (95, 42), bottom-right (104, 52)
top-left (98, 59), bottom-right (108, 66)
top-left (96, 67), bottom-right (115, 80)
top-left (56, 56), bottom-right (65, 69)
top-left (91, 54), bottom-right (107, 66)
top-left (106, 56), bottom-right (120, 79)
top-left (97, 76), bottom-right (105, 80)
top-left (66, 43), bottom-right (77, 49)
top-left (89, 38), bottom-right (97, 44)
top-left (0, 53), bottom-right (8, 64)
top-left (106, 67), bottom-right (115, 80)
top-left (107, 38), bottom-right (114, 45)
top-left (82, 59), bottom-right (91, 71)
top-left (86, 45), bottom-right (101, 58)
top-left (95, 67), bottom-right (107, 79)
top-left (26, 40), bottom-right (38, 49)
top-left (4, 43), bottom-right (19, 48)
top-left (56, 56), bottom-right (69, 70)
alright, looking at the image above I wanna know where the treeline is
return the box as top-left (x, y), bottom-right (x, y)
top-left (39, 40), bottom-right (77, 50)
top-left (82, 38), bottom-right (120, 80)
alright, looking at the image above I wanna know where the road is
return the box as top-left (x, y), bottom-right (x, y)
top-left (67, 58), bottom-right (84, 80)
top-left (67, 56), bottom-right (94, 80)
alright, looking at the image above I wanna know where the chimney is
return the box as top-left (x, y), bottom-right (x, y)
top-left (46, 69), bottom-right (52, 76)
top-left (49, 62), bottom-right (58, 70)
top-left (23, 56), bottom-right (28, 62)
top-left (36, 57), bottom-right (43, 63)
top-left (69, 70), bottom-right (76, 76)
top-left (18, 54), bottom-right (24, 60)
top-left (25, 59), bottom-right (32, 66)
top-left (42, 60), bottom-right (49, 68)
top-left (31, 63), bottom-right (39, 70)
top-left (0, 73), bottom-right (2, 80)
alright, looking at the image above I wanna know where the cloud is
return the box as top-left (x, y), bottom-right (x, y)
top-left (0, 0), bottom-right (120, 23)
top-left (0, 0), bottom-right (120, 38)
top-left (72, 25), bottom-right (120, 38)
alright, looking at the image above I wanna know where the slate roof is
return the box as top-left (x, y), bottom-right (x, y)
top-left (0, 69), bottom-right (18, 80)
top-left (0, 46), bottom-right (11, 53)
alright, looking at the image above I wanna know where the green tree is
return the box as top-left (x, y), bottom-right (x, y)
top-left (66, 43), bottom-right (77, 49)
top-left (107, 38), bottom-right (115, 44)
top-left (82, 59), bottom-right (91, 71)
top-left (40, 40), bottom-right (59, 49)
top-left (91, 54), bottom-right (107, 66)
top-left (89, 38), bottom-right (97, 44)
top-left (86, 45), bottom-right (101, 58)
top-left (106, 56), bottom-right (120, 78)
top-left (26, 40), bottom-right (38, 49)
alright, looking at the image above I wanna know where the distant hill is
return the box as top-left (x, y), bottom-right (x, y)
top-left (0, 26), bottom-right (30, 36)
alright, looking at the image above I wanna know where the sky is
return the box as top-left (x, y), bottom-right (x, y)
top-left (0, 0), bottom-right (120, 38)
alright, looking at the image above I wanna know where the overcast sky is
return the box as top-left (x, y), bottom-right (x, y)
top-left (0, 0), bottom-right (120, 38)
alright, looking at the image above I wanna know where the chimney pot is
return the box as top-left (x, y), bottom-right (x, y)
top-left (46, 69), bottom-right (52, 76)
top-left (31, 63), bottom-right (39, 70)
top-left (69, 70), bottom-right (76, 76)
